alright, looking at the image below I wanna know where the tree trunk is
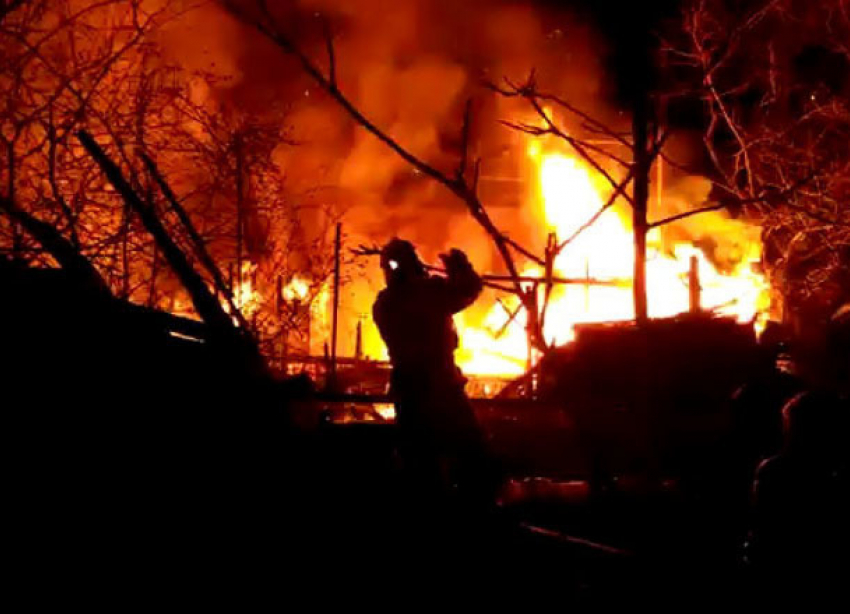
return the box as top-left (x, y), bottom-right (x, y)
top-left (120, 202), bottom-right (131, 299)
top-left (632, 93), bottom-right (650, 324)
top-left (235, 135), bottom-right (245, 301)
top-left (6, 139), bottom-right (22, 262)
top-left (148, 242), bottom-right (159, 308)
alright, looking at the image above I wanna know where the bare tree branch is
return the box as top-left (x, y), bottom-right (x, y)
top-left (0, 193), bottom-right (110, 294)
top-left (491, 79), bottom-right (636, 205)
top-left (138, 149), bottom-right (250, 332)
top-left (224, 1), bottom-right (555, 348)
top-left (555, 130), bottom-right (670, 253)
top-left (77, 129), bottom-right (254, 347)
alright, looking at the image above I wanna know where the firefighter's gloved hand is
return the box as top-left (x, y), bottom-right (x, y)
top-left (440, 248), bottom-right (474, 275)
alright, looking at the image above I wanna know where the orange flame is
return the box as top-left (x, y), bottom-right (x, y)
top-left (232, 262), bottom-right (261, 319)
top-left (282, 275), bottom-right (310, 302)
top-left (453, 140), bottom-right (770, 377)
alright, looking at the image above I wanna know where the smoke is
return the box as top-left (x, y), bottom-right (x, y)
top-left (153, 0), bottom-right (766, 356)
top-left (160, 1), bottom-right (612, 259)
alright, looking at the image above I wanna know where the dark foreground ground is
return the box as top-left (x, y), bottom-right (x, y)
top-left (7, 386), bottom-right (761, 605)
top-left (292, 421), bottom-right (757, 602)
top-left (4, 264), bottom-right (845, 605)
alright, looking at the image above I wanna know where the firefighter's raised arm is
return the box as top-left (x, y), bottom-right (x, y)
top-left (438, 248), bottom-right (483, 313)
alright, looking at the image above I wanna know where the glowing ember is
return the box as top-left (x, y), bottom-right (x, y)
top-left (374, 403), bottom-right (396, 421)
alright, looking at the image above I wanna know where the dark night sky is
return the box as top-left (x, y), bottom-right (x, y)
top-left (537, 0), bottom-right (685, 105)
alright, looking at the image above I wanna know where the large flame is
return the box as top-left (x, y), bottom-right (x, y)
top-left (217, 138), bottom-right (770, 381)
top-left (452, 140), bottom-right (770, 377)
top-left (282, 276), bottom-right (310, 302)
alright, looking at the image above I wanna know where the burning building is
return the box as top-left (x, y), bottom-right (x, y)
top-left (1, 0), bottom-right (846, 390)
top-left (4, 0), bottom-right (850, 599)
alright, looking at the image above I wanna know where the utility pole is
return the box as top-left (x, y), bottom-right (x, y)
top-left (632, 94), bottom-right (650, 324)
top-left (276, 275), bottom-right (287, 372)
top-left (355, 319), bottom-right (363, 361)
top-left (626, 6), bottom-right (657, 326)
top-left (689, 255), bottom-right (702, 314)
top-left (7, 140), bottom-right (21, 262)
top-left (329, 222), bottom-right (342, 386)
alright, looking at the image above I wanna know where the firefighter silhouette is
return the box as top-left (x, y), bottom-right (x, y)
top-left (373, 239), bottom-right (496, 503)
